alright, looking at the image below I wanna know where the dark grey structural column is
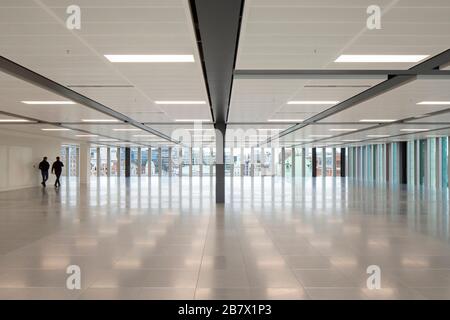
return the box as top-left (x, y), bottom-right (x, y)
top-left (399, 141), bottom-right (408, 184)
top-left (215, 123), bottom-right (226, 203)
top-left (312, 148), bottom-right (317, 177)
top-left (340, 148), bottom-right (346, 177)
top-left (125, 147), bottom-right (131, 178)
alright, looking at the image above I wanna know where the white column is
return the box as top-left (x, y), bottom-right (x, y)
top-left (332, 148), bottom-right (337, 177)
top-left (436, 138), bottom-right (441, 188)
top-left (76, 147), bottom-right (80, 177)
top-left (301, 148), bottom-right (306, 177)
top-left (148, 148), bottom-right (152, 177)
top-left (79, 144), bottom-right (90, 184)
top-left (116, 147), bottom-right (121, 176)
top-left (291, 147), bottom-right (296, 177)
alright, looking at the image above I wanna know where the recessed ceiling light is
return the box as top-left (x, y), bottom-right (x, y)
top-left (309, 134), bottom-right (333, 138)
top-left (104, 54), bottom-right (195, 63)
top-left (41, 128), bottom-right (70, 131)
top-left (186, 128), bottom-right (214, 131)
top-left (113, 128), bottom-right (141, 131)
top-left (22, 100), bottom-right (75, 105)
top-left (175, 119), bottom-right (209, 122)
top-left (400, 128), bottom-right (429, 132)
top-left (329, 128), bottom-right (358, 132)
top-left (287, 101), bottom-right (339, 105)
top-left (417, 101), bottom-right (450, 105)
top-left (342, 139), bottom-right (362, 142)
top-left (268, 119), bottom-right (303, 122)
top-left (81, 119), bottom-right (119, 122)
top-left (98, 138), bottom-right (119, 142)
top-left (0, 119), bottom-right (30, 122)
top-left (335, 55), bottom-right (429, 63)
top-left (75, 134), bottom-right (99, 137)
top-left (133, 134), bottom-right (157, 138)
top-left (257, 128), bottom-right (283, 131)
top-left (367, 134), bottom-right (390, 138)
top-left (154, 101), bottom-right (206, 105)
top-left (359, 119), bottom-right (396, 123)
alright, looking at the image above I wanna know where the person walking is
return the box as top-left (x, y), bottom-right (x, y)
top-left (38, 156), bottom-right (50, 187)
top-left (51, 156), bottom-right (64, 188)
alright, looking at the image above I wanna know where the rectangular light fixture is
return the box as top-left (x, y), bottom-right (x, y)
top-left (81, 119), bottom-right (119, 122)
top-left (133, 135), bottom-right (157, 138)
top-left (287, 101), bottom-right (339, 105)
top-left (268, 119), bottom-right (303, 122)
top-left (187, 128), bottom-right (214, 131)
top-left (329, 128), bottom-right (358, 132)
top-left (417, 101), bottom-right (450, 105)
top-left (342, 139), bottom-right (361, 142)
top-left (0, 119), bottom-right (30, 122)
top-left (154, 101), bottom-right (206, 105)
top-left (113, 128), bottom-right (141, 131)
top-left (22, 100), bottom-right (75, 105)
top-left (104, 54), bottom-right (195, 63)
top-left (175, 119), bottom-right (209, 122)
top-left (41, 128), bottom-right (70, 131)
top-left (76, 134), bottom-right (98, 137)
top-left (359, 119), bottom-right (396, 123)
top-left (400, 128), bottom-right (429, 132)
top-left (335, 55), bottom-right (429, 63)
top-left (367, 134), bottom-right (390, 138)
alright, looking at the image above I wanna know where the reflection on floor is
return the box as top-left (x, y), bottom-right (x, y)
top-left (0, 176), bottom-right (449, 299)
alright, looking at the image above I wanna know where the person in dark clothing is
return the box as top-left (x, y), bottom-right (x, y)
top-left (38, 156), bottom-right (50, 187)
top-left (51, 156), bottom-right (64, 188)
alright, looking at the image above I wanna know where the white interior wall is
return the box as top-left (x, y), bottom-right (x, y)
top-left (0, 129), bottom-right (79, 192)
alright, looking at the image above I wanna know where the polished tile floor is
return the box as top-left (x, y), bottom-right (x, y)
top-left (0, 176), bottom-right (450, 299)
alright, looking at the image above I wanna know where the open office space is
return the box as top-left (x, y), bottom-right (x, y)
top-left (0, 0), bottom-right (450, 300)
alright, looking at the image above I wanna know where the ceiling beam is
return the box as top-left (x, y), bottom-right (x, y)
top-left (0, 56), bottom-right (180, 145)
top-left (191, 0), bottom-right (244, 124)
top-left (0, 110), bottom-right (154, 148)
top-left (234, 69), bottom-right (450, 80)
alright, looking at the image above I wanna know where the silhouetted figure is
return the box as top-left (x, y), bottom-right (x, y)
top-left (51, 157), bottom-right (64, 188)
top-left (38, 156), bottom-right (50, 187)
